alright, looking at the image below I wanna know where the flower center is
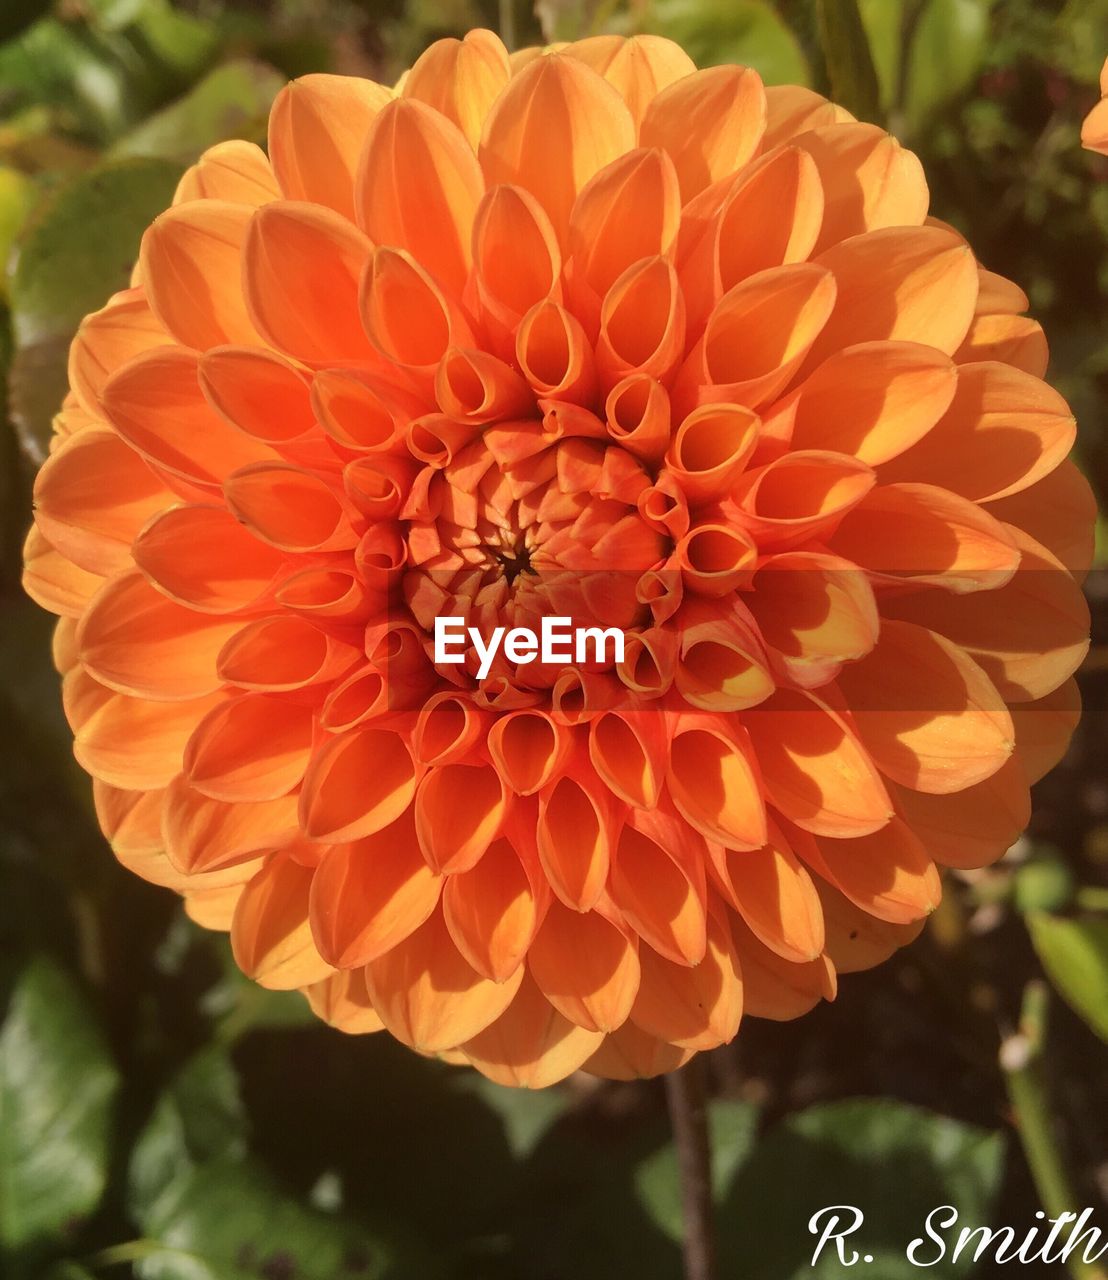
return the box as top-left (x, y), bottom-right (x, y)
top-left (399, 420), bottom-right (668, 696)
top-left (490, 539), bottom-right (536, 585)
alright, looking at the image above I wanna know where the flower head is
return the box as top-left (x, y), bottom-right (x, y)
top-left (26, 31), bottom-right (1093, 1086)
top-left (1082, 58), bottom-right (1108, 155)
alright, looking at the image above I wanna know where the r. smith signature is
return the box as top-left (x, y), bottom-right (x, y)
top-left (810, 1205), bottom-right (1107, 1268)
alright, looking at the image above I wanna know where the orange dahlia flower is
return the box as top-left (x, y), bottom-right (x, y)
top-left (1082, 58), bottom-right (1108, 155)
top-left (25, 30), bottom-right (1094, 1087)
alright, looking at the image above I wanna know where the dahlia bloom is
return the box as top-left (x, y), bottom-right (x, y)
top-left (1082, 58), bottom-right (1108, 155)
top-left (25, 30), bottom-right (1093, 1087)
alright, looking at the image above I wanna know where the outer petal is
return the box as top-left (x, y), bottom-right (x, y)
top-left (364, 908), bottom-right (524, 1053)
top-left (528, 901), bottom-right (640, 1033)
top-left (72, 682), bottom-right (225, 791)
top-left (479, 53), bottom-right (636, 244)
top-left (231, 855), bottom-right (334, 990)
top-left (309, 809), bottom-right (442, 967)
top-left (33, 429), bottom-right (168, 577)
top-left (796, 818), bottom-right (941, 927)
top-left (582, 1020), bottom-right (694, 1080)
top-left (710, 819), bottom-right (825, 963)
top-left (163, 778), bottom-right (300, 875)
top-left (877, 362), bottom-right (1075, 502)
top-left (763, 85), bottom-right (847, 149)
top-left (564, 34), bottom-right (695, 126)
top-left (609, 805), bottom-right (709, 966)
top-left (537, 760), bottom-right (616, 911)
top-left (268, 73), bottom-right (391, 218)
top-left (881, 525), bottom-right (1089, 704)
top-left (984, 460), bottom-right (1096, 580)
top-left (630, 907), bottom-right (743, 1050)
top-left (1082, 92), bottom-right (1108, 156)
top-left (640, 65), bottom-right (766, 200)
top-left (568, 147), bottom-right (681, 311)
top-left (891, 757), bottom-right (1029, 871)
top-left (77, 571), bottom-right (238, 702)
top-left (460, 971), bottom-right (604, 1088)
top-left (415, 762), bottom-right (509, 874)
top-left (68, 289), bottom-right (168, 417)
top-left (299, 728), bottom-right (418, 842)
top-left (1010, 678), bottom-right (1081, 785)
top-left (815, 879), bottom-right (924, 974)
top-left (139, 201), bottom-right (260, 348)
top-left (442, 836), bottom-right (542, 981)
top-left (243, 202), bottom-right (374, 364)
top-left (402, 29), bottom-right (511, 148)
top-left (792, 122), bottom-right (928, 252)
top-left (743, 688), bottom-right (893, 837)
top-left (101, 346), bottom-right (277, 489)
top-left (174, 140), bottom-right (279, 206)
top-left (355, 98), bottom-right (484, 297)
top-left (133, 504), bottom-right (286, 613)
top-left (786, 341), bottom-right (957, 465)
top-left (183, 694), bottom-right (313, 802)
top-left (808, 226), bottom-right (977, 364)
top-left (666, 712), bottom-right (767, 850)
top-left (730, 915), bottom-right (836, 1021)
top-left (826, 482), bottom-right (1021, 594)
top-left (835, 620), bottom-right (1015, 794)
top-left (304, 967), bottom-right (385, 1034)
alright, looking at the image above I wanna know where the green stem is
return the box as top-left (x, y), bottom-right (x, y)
top-left (1000, 982), bottom-right (1108, 1280)
top-left (664, 1057), bottom-right (717, 1280)
top-left (85, 1239), bottom-right (162, 1271)
top-left (1075, 887), bottom-right (1108, 913)
top-left (498, 0), bottom-right (516, 52)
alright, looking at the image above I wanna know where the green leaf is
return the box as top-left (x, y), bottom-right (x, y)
top-left (7, 156), bottom-right (181, 462)
top-left (0, 20), bottom-right (152, 143)
top-left (42, 1263), bottom-right (97, 1280)
top-left (202, 933), bottom-right (317, 1042)
top-left (455, 1076), bottom-right (569, 1160)
top-left (855, 0), bottom-right (903, 109)
top-left (0, 2), bottom-right (51, 50)
top-left (718, 1099), bottom-right (1005, 1279)
top-left (109, 60), bottom-right (286, 164)
top-left (1027, 912), bottom-right (1108, 1042)
top-left (6, 336), bottom-right (69, 466)
top-left (1013, 856), bottom-right (1075, 915)
top-left (635, 1099), bottom-right (760, 1242)
top-left (858, 0), bottom-right (992, 130)
top-left (128, 1038), bottom-right (386, 1280)
top-left (514, 1098), bottom-right (752, 1280)
top-left (9, 156), bottom-right (180, 348)
top-left (85, 0), bottom-right (153, 32)
top-left (134, 1158), bottom-right (387, 1280)
top-left (817, 0), bottom-right (881, 122)
top-left (0, 957), bottom-right (119, 1270)
top-left (0, 169), bottom-right (38, 301)
top-left (129, 1047), bottom-right (248, 1216)
top-left (534, 0), bottom-right (591, 42)
top-left (640, 0), bottom-right (809, 85)
top-left (902, 0), bottom-right (992, 127)
top-left (129, 0), bottom-right (222, 81)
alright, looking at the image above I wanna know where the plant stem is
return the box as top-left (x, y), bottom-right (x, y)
top-left (85, 1239), bottom-right (162, 1270)
top-left (1000, 982), bottom-right (1108, 1280)
top-left (664, 1057), bottom-right (717, 1280)
top-left (498, 0), bottom-right (516, 52)
top-left (1075, 886), bottom-right (1108, 913)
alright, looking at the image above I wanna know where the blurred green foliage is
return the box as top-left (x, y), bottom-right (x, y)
top-left (0, 1), bottom-right (1106, 1278)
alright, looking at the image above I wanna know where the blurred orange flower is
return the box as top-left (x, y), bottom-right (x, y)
top-left (1082, 58), bottom-right (1108, 154)
top-left (25, 31), bottom-right (1093, 1086)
